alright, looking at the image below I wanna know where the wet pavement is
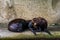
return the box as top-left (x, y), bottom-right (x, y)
top-left (0, 27), bottom-right (60, 38)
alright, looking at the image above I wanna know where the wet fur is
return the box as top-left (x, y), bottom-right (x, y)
top-left (28, 17), bottom-right (52, 35)
top-left (8, 18), bottom-right (28, 32)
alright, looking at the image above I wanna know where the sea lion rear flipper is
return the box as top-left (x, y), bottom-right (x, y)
top-left (44, 29), bottom-right (52, 35)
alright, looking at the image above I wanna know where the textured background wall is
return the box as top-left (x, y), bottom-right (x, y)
top-left (0, 0), bottom-right (60, 25)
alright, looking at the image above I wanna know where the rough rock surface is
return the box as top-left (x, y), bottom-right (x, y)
top-left (0, 0), bottom-right (60, 24)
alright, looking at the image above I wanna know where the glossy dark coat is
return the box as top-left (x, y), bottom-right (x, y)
top-left (8, 19), bottom-right (27, 32)
top-left (28, 17), bottom-right (52, 35)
